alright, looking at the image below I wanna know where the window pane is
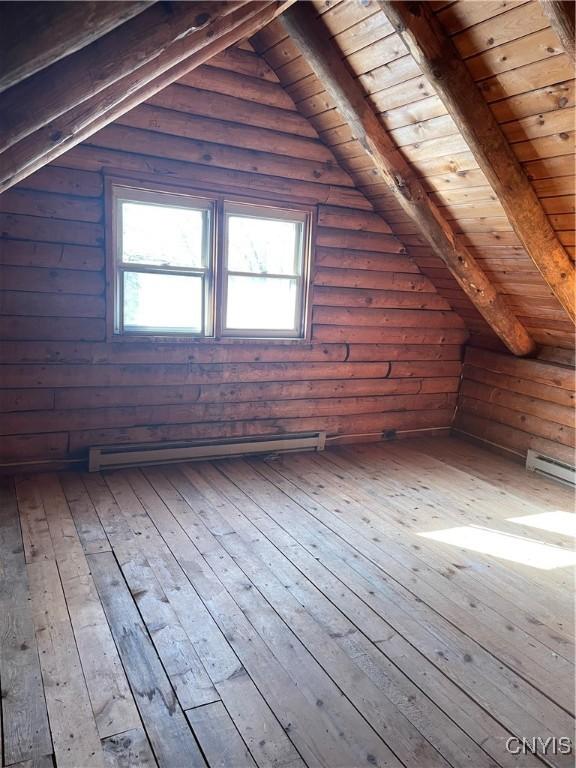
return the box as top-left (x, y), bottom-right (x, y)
top-left (227, 215), bottom-right (302, 275)
top-left (121, 201), bottom-right (207, 268)
top-left (123, 271), bottom-right (203, 333)
top-left (226, 275), bottom-right (298, 331)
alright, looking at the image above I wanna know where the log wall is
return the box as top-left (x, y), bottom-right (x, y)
top-left (454, 347), bottom-right (574, 464)
top-left (0, 47), bottom-right (466, 468)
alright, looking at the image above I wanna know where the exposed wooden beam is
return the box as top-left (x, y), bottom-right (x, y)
top-left (0, 2), bottom-right (293, 192)
top-left (0, 1), bottom-right (241, 153)
top-left (280, 3), bottom-right (536, 357)
top-left (379, 0), bottom-right (576, 325)
top-left (0, 1), bottom-right (154, 93)
top-left (540, 0), bottom-right (576, 61)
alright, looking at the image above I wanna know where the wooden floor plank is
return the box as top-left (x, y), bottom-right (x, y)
top-left (88, 551), bottom-right (208, 768)
top-left (225, 458), bottom-right (553, 768)
top-left (76, 472), bottom-right (220, 712)
top-left (28, 557), bottom-right (105, 767)
top-left (293, 449), bottom-right (575, 674)
top-left (158, 464), bottom-right (460, 768)
top-left (8, 756), bottom-right (54, 768)
top-left (88, 471), bottom-right (305, 768)
top-left (0, 479), bottom-right (52, 766)
top-left (186, 701), bottom-right (258, 768)
top-left (149, 465), bottom-right (443, 768)
top-left (218, 458), bottom-right (573, 767)
top-left (121, 468), bottom-right (396, 768)
top-left (4, 436), bottom-right (574, 768)
top-left (419, 436), bottom-right (574, 509)
top-left (352, 442), bottom-right (574, 593)
top-left (279, 448), bottom-right (575, 719)
top-left (101, 727), bottom-right (157, 768)
top-left (60, 472), bottom-right (111, 555)
top-left (318, 446), bottom-right (575, 645)
top-left (31, 473), bottom-right (141, 739)
top-left (163, 462), bottom-right (501, 768)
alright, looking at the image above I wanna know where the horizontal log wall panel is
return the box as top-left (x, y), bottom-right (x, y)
top-left (313, 326), bottom-right (468, 344)
top-left (16, 166), bottom-right (104, 197)
top-left (0, 361), bottom-right (460, 389)
top-left (179, 65), bottom-right (296, 109)
top-left (148, 83), bottom-right (317, 137)
top-left (116, 104), bottom-right (332, 163)
top-left (313, 307), bottom-right (465, 328)
top-left (459, 396), bottom-right (573, 447)
top-left (0, 433), bottom-right (69, 463)
top-left (0, 291), bottom-right (105, 318)
top-left (0, 188), bottom-right (102, 222)
top-left (312, 286), bottom-right (451, 310)
top-left (0, 48), bottom-right (464, 466)
top-left (460, 379), bottom-right (574, 428)
top-left (62, 145), bottom-right (371, 211)
top-left (0, 389), bottom-right (55, 413)
top-left (1, 393), bottom-right (458, 435)
top-left (454, 346), bottom-right (575, 462)
top-left (314, 247), bottom-right (420, 272)
top-left (53, 377), bottom-right (460, 411)
top-left (0, 241), bottom-right (104, 270)
top-left (88, 124), bottom-right (351, 187)
top-left (463, 347), bottom-right (574, 389)
top-left (0, 212), bottom-right (104, 246)
top-left (0, 266), bottom-right (104, 294)
top-left (0, 341), bottom-right (462, 365)
top-left (313, 268), bottom-right (433, 291)
top-left (454, 412), bottom-right (575, 466)
top-left (0, 317), bottom-right (106, 341)
top-left (67, 409), bottom-right (456, 455)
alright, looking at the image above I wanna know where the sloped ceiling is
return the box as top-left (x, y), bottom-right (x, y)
top-left (251, 0), bottom-right (575, 350)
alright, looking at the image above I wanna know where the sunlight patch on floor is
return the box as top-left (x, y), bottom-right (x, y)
top-left (418, 525), bottom-right (576, 570)
top-left (507, 511), bottom-right (576, 538)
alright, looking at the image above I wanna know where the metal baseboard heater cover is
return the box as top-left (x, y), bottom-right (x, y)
top-left (89, 431), bottom-right (326, 472)
top-left (526, 449), bottom-right (575, 487)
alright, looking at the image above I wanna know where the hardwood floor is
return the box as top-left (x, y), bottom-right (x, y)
top-left (1, 437), bottom-right (574, 768)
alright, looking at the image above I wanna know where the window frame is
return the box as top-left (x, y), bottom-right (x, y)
top-left (106, 176), bottom-right (315, 343)
top-left (110, 183), bottom-right (216, 338)
top-left (220, 200), bottom-right (312, 340)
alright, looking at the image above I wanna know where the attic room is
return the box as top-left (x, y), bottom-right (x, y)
top-left (0, 1), bottom-right (574, 766)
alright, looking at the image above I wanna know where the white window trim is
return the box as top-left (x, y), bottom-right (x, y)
top-left (108, 181), bottom-right (313, 342)
top-left (221, 201), bottom-right (310, 339)
top-left (112, 185), bottom-right (215, 337)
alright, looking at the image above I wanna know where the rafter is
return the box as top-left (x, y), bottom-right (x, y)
top-left (540, 0), bottom-right (576, 61)
top-left (0, 1), bottom-right (241, 153)
top-left (0, 1), bottom-right (153, 93)
top-left (0, 2), bottom-right (293, 192)
top-left (280, 3), bottom-right (536, 357)
top-left (379, 0), bottom-right (575, 325)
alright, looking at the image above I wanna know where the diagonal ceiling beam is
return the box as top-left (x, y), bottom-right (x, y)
top-left (379, 0), bottom-right (575, 325)
top-left (0, 1), bottom-right (243, 153)
top-left (0, 1), bottom-right (154, 93)
top-left (539, 0), bottom-right (575, 61)
top-left (0, 2), bottom-right (293, 192)
top-left (280, 3), bottom-right (536, 357)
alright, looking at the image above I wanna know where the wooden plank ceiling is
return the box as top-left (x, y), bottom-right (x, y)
top-left (251, 0), bottom-right (576, 350)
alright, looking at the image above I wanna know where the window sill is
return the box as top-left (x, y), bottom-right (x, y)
top-left (108, 333), bottom-right (312, 346)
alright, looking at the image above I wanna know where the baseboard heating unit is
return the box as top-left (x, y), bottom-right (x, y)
top-left (526, 449), bottom-right (575, 487)
top-left (89, 431), bottom-right (327, 472)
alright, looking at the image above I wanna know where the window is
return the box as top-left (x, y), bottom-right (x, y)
top-left (110, 182), bottom-right (312, 340)
top-left (113, 187), bottom-right (213, 336)
top-left (222, 202), bottom-right (308, 338)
